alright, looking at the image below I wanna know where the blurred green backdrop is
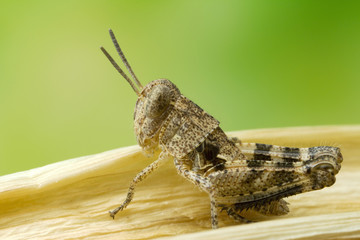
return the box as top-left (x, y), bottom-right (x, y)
top-left (1, 0), bottom-right (359, 176)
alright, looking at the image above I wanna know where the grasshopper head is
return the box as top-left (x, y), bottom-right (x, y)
top-left (133, 79), bottom-right (180, 155)
top-left (305, 146), bottom-right (342, 190)
top-left (100, 29), bottom-right (181, 155)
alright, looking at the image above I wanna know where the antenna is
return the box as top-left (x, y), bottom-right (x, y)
top-left (100, 46), bottom-right (140, 95)
top-left (100, 29), bottom-right (143, 95)
top-left (109, 29), bottom-right (143, 89)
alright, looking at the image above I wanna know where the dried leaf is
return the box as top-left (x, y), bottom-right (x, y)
top-left (0, 126), bottom-right (359, 239)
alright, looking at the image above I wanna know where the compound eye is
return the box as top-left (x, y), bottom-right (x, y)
top-left (145, 85), bottom-right (171, 118)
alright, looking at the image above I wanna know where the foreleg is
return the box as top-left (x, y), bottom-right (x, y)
top-left (109, 152), bottom-right (169, 218)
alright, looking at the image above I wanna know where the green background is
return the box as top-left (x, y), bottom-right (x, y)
top-left (1, 1), bottom-right (359, 176)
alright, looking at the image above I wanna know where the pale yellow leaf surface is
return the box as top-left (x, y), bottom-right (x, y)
top-left (0, 126), bottom-right (359, 239)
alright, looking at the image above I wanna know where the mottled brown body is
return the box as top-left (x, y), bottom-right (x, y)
top-left (100, 29), bottom-right (343, 229)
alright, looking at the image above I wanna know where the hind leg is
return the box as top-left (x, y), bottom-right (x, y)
top-left (252, 199), bottom-right (289, 216)
top-left (221, 205), bottom-right (252, 223)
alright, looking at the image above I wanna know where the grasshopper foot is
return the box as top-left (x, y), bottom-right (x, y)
top-left (109, 211), bottom-right (116, 219)
top-left (109, 206), bottom-right (123, 219)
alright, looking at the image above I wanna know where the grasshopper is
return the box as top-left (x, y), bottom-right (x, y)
top-left (100, 29), bottom-right (343, 229)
